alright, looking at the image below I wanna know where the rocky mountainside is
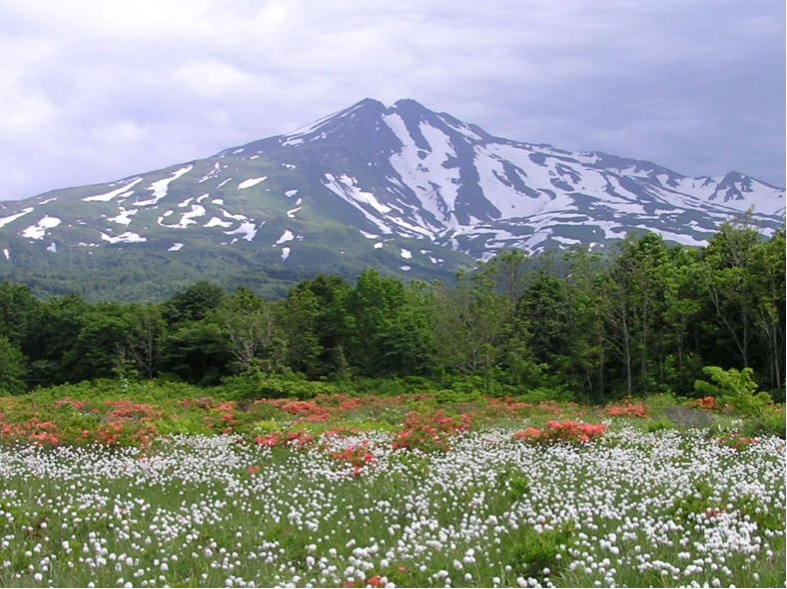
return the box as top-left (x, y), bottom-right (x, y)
top-left (0, 98), bottom-right (783, 300)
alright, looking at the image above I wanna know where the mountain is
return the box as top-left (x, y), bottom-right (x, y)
top-left (0, 98), bottom-right (783, 301)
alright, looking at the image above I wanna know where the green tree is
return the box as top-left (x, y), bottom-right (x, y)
top-left (280, 275), bottom-right (351, 378)
top-left (749, 230), bottom-right (786, 393)
top-left (557, 247), bottom-right (609, 402)
top-left (374, 280), bottom-right (436, 376)
top-left (120, 304), bottom-right (165, 380)
top-left (430, 272), bottom-right (514, 377)
top-left (658, 247), bottom-right (704, 394)
top-left (164, 281), bottom-right (226, 324)
top-left (0, 282), bottom-right (41, 346)
top-left (215, 287), bottom-right (284, 373)
top-left (339, 269), bottom-right (433, 376)
top-left (23, 294), bottom-right (90, 387)
top-left (598, 232), bottom-right (671, 396)
top-left (0, 335), bottom-right (27, 394)
top-left (482, 249), bottom-right (535, 305)
top-left (66, 302), bottom-right (136, 382)
top-left (699, 219), bottom-right (762, 369)
top-left (162, 320), bottom-right (231, 385)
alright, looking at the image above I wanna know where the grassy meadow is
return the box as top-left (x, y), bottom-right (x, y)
top-left (0, 378), bottom-right (784, 588)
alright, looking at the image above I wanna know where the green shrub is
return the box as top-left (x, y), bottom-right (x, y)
top-left (694, 366), bottom-right (773, 416)
top-left (646, 419), bottom-right (674, 433)
top-left (435, 388), bottom-right (482, 404)
top-left (219, 370), bottom-right (330, 400)
top-left (742, 406), bottom-right (786, 439)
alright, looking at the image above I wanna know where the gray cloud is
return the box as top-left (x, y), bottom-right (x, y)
top-left (0, 0), bottom-right (783, 201)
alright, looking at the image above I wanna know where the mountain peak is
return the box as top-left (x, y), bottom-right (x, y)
top-left (0, 98), bottom-right (783, 301)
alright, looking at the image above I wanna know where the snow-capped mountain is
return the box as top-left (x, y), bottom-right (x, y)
top-left (0, 98), bottom-right (783, 299)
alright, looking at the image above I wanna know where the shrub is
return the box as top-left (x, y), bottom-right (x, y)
top-left (606, 399), bottom-right (648, 418)
top-left (694, 366), bottom-right (773, 416)
top-left (220, 370), bottom-right (328, 400)
top-left (513, 420), bottom-right (607, 444)
top-left (742, 406), bottom-right (786, 439)
top-left (392, 410), bottom-right (472, 452)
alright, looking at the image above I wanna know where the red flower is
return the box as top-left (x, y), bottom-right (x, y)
top-left (698, 396), bottom-right (719, 410)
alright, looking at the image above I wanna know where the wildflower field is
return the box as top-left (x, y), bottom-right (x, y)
top-left (0, 382), bottom-right (784, 588)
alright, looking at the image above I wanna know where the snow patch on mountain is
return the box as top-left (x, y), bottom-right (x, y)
top-left (275, 230), bottom-right (295, 245)
top-left (83, 178), bottom-right (143, 202)
top-left (224, 221), bottom-right (259, 242)
top-left (159, 204), bottom-right (207, 228)
top-left (0, 207), bottom-right (34, 228)
top-left (238, 177), bottom-right (267, 190)
top-left (198, 162), bottom-right (223, 183)
top-left (286, 199), bottom-right (302, 218)
top-left (135, 165), bottom-right (193, 206)
top-left (22, 216), bottom-right (61, 240)
top-left (205, 217), bottom-right (233, 228)
top-left (108, 207), bottom-right (138, 225)
top-left (323, 173), bottom-right (396, 234)
top-left (101, 231), bottom-right (146, 244)
top-left (384, 113), bottom-right (461, 226)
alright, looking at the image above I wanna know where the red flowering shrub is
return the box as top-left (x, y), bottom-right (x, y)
top-left (392, 410), bottom-right (472, 452)
top-left (716, 431), bottom-right (758, 450)
top-left (254, 430), bottom-right (316, 449)
top-left (105, 400), bottom-right (162, 421)
top-left (330, 442), bottom-right (377, 477)
top-left (695, 396), bottom-right (719, 411)
top-left (607, 400), bottom-right (648, 418)
top-left (514, 420), bottom-right (607, 444)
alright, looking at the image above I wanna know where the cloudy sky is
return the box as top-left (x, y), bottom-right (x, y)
top-left (1, 0), bottom-right (784, 201)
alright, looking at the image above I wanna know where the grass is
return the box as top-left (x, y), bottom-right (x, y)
top-left (0, 429), bottom-right (783, 588)
top-left (0, 379), bottom-right (784, 587)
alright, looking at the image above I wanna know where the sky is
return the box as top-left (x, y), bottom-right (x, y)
top-left (0, 0), bottom-right (784, 202)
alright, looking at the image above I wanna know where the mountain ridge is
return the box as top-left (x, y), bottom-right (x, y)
top-left (0, 98), bottom-right (783, 300)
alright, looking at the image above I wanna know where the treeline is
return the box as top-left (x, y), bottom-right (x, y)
top-left (0, 222), bottom-right (784, 403)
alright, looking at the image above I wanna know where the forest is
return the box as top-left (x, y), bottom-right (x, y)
top-left (0, 220), bottom-right (784, 404)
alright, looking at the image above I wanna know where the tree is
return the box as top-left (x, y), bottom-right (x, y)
top-left (164, 281), bottom-right (226, 324)
top-left (162, 320), bottom-right (231, 385)
top-left (23, 294), bottom-right (90, 387)
top-left (121, 304), bottom-right (166, 379)
top-left (339, 269), bottom-right (433, 376)
top-left (430, 272), bottom-right (513, 376)
top-left (66, 302), bottom-right (136, 382)
top-left (375, 281), bottom-right (436, 376)
top-left (556, 247), bottom-right (610, 402)
top-left (658, 247), bottom-right (704, 394)
top-left (0, 335), bottom-right (27, 394)
top-left (482, 249), bottom-right (535, 305)
top-left (700, 220), bottom-right (762, 369)
top-left (597, 232), bottom-right (671, 396)
top-left (0, 282), bottom-right (41, 346)
top-left (749, 230), bottom-right (786, 393)
top-left (215, 287), bottom-right (283, 373)
top-left (281, 275), bottom-right (351, 378)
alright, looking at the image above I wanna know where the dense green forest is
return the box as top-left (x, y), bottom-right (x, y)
top-left (0, 221), bottom-right (784, 403)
